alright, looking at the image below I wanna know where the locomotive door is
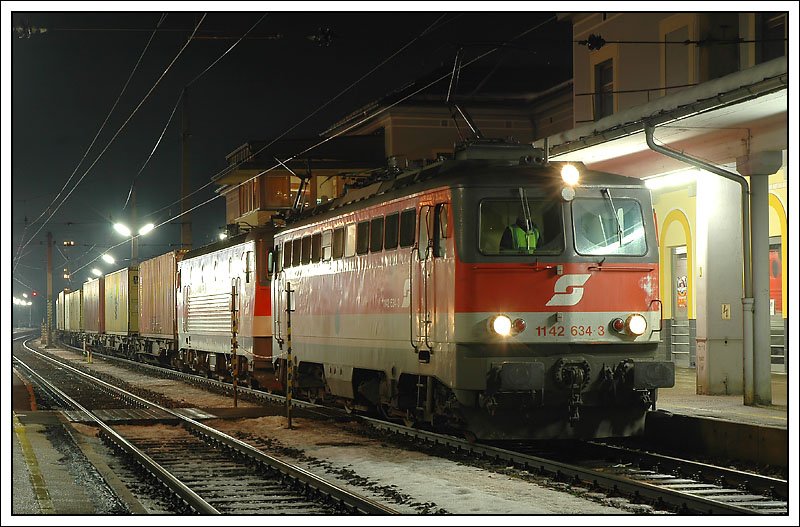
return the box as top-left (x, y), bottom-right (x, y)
top-left (273, 242), bottom-right (288, 348)
top-left (412, 204), bottom-right (448, 359)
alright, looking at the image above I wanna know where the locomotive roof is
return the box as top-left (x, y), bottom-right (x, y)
top-left (181, 225), bottom-right (277, 261)
top-left (280, 157), bottom-right (646, 233)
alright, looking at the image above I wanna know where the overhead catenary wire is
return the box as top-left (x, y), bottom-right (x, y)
top-left (13, 13), bottom-right (168, 272)
top-left (131, 16), bottom-right (561, 251)
top-left (144, 12), bottom-right (450, 220)
top-left (121, 12), bottom-right (269, 211)
top-left (13, 14), bottom-right (208, 274)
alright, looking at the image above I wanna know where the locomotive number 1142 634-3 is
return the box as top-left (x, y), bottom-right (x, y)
top-left (534, 325), bottom-right (606, 337)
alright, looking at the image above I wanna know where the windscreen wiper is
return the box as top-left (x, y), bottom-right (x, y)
top-left (602, 188), bottom-right (623, 245)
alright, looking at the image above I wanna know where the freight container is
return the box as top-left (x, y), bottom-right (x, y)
top-left (139, 251), bottom-right (183, 339)
top-left (104, 267), bottom-right (139, 335)
top-left (65, 289), bottom-right (83, 332)
top-left (56, 290), bottom-right (66, 331)
top-left (82, 277), bottom-right (105, 334)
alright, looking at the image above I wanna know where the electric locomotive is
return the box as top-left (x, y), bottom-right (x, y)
top-left (271, 140), bottom-right (674, 440)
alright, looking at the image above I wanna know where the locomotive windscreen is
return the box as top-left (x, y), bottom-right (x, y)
top-left (479, 199), bottom-right (564, 255)
top-left (571, 197), bottom-right (647, 256)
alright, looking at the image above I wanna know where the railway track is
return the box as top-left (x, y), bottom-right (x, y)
top-left (14, 339), bottom-right (397, 515)
top-left (46, 339), bottom-right (787, 515)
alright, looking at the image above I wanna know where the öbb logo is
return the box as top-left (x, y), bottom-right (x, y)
top-left (545, 274), bottom-right (591, 307)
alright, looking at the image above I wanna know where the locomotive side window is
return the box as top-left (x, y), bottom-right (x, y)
top-left (311, 233), bottom-right (322, 262)
top-left (332, 227), bottom-right (345, 259)
top-left (283, 241), bottom-right (291, 269)
top-left (356, 221), bottom-right (370, 255)
top-left (345, 223), bottom-right (357, 257)
top-left (301, 235), bottom-right (312, 265)
top-left (322, 229), bottom-right (333, 261)
top-left (273, 247), bottom-right (281, 273)
top-left (572, 197), bottom-right (647, 256)
top-left (399, 208), bottom-right (416, 248)
top-left (292, 238), bottom-right (302, 267)
top-left (384, 213), bottom-right (399, 250)
top-left (479, 199), bottom-right (564, 255)
top-left (433, 203), bottom-right (448, 258)
top-left (418, 205), bottom-right (432, 258)
top-left (370, 216), bottom-right (384, 252)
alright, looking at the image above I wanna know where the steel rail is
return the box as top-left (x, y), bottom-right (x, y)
top-left (357, 416), bottom-right (762, 515)
top-left (14, 350), bottom-right (220, 514)
top-left (588, 441), bottom-right (788, 501)
top-left (23, 339), bottom-right (397, 515)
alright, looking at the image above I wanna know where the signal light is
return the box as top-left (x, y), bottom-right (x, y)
top-left (31, 290), bottom-right (38, 297)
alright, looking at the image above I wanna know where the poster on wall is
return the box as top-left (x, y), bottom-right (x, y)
top-left (676, 275), bottom-right (687, 309)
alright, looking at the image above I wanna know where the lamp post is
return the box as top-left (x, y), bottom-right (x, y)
top-left (113, 221), bottom-right (154, 267)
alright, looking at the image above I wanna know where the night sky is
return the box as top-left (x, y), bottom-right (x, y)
top-left (7, 5), bottom-right (572, 325)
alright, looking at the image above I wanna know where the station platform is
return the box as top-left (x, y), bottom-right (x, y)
top-left (656, 367), bottom-right (788, 429)
top-left (645, 367), bottom-right (789, 469)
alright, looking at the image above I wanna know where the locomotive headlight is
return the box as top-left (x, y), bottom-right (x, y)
top-left (490, 314), bottom-right (513, 337)
top-left (625, 314), bottom-right (648, 336)
top-left (561, 164), bottom-right (580, 186)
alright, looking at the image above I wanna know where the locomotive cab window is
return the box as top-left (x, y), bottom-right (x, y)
top-left (479, 198), bottom-right (564, 255)
top-left (572, 196), bottom-right (647, 256)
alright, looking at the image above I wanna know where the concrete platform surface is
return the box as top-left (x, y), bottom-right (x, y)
top-left (656, 367), bottom-right (788, 429)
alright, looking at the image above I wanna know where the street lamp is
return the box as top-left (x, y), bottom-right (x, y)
top-left (91, 268), bottom-right (103, 277)
top-left (101, 253), bottom-right (115, 264)
top-left (113, 222), bottom-right (155, 266)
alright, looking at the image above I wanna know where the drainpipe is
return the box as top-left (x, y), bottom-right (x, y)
top-left (644, 124), bottom-right (753, 403)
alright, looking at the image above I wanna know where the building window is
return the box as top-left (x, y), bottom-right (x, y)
top-left (594, 59), bottom-right (613, 120)
top-left (757, 12), bottom-right (786, 64)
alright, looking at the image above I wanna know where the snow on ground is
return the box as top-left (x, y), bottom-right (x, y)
top-left (211, 415), bottom-right (630, 514)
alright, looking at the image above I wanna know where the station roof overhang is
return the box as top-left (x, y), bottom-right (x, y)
top-left (536, 57), bottom-right (787, 178)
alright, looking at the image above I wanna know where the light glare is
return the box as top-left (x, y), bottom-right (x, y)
top-left (102, 254), bottom-right (115, 264)
top-left (91, 268), bottom-right (103, 277)
top-left (114, 223), bottom-right (131, 237)
top-left (491, 315), bottom-right (513, 337)
top-left (561, 164), bottom-right (580, 186)
top-left (138, 223), bottom-right (155, 236)
top-left (626, 314), bottom-right (647, 336)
